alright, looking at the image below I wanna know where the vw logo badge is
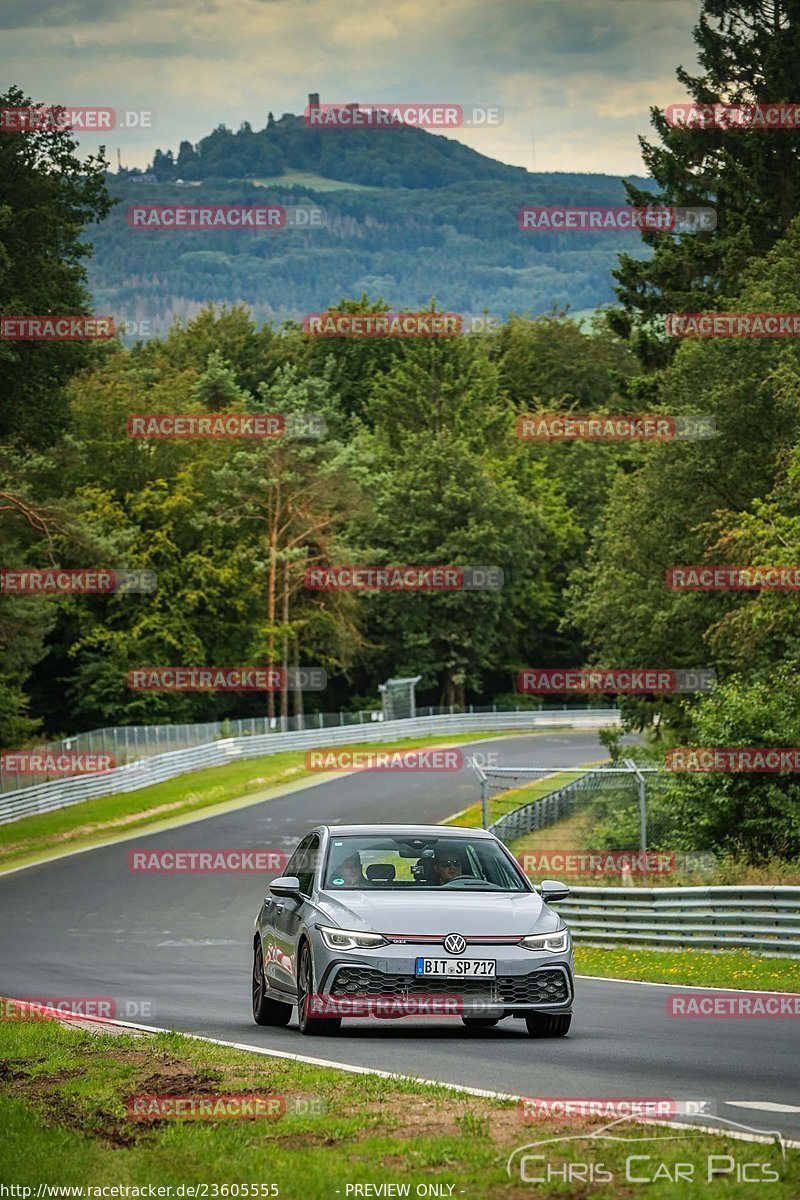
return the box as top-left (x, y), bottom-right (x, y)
top-left (443, 933), bottom-right (466, 954)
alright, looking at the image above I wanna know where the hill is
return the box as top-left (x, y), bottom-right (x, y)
top-left (92, 104), bottom-right (657, 331)
top-left (135, 99), bottom-right (534, 190)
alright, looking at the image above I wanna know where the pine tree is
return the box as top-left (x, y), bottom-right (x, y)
top-left (612, 0), bottom-right (800, 364)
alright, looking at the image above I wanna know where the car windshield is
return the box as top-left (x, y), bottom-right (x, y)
top-left (323, 834), bottom-right (528, 892)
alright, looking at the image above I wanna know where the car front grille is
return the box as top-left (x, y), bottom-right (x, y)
top-left (329, 966), bottom-right (570, 1005)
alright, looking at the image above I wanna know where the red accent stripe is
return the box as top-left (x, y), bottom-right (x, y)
top-left (384, 934), bottom-right (521, 943)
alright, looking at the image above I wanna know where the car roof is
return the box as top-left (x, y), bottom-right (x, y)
top-left (316, 823), bottom-right (495, 839)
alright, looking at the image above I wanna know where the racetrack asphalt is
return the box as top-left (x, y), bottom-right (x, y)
top-left (1, 730), bottom-right (798, 1142)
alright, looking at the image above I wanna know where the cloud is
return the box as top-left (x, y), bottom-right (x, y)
top-left (0, 0), bottom-right (702, 173)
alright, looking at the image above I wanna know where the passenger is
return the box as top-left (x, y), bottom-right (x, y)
top-left (337, 853), bottom-right (367, 887)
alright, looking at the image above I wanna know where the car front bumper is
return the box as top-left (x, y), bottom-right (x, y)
top-left (313, 940), bottom-right (574, 1016)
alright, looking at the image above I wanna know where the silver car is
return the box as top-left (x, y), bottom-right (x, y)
top-left (251, 823), bottom-right (574, 1037)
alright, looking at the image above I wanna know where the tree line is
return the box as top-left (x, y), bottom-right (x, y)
top-left (3, 0), bottom-right (800, 860)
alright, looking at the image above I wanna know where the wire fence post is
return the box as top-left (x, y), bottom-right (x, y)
top-left (624, 758), bottom-right (647, 852)
top-left (480, 776), bottom-right (490, 829)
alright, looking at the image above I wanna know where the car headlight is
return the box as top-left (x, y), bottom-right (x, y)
top-left (519, 930), bottom-right (570, 952)
top-left (317, 925), bottom-right (389, 950)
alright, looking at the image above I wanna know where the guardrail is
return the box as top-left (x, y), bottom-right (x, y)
top-left (488, 770), bottom-right (800, 957)
top-left (0, 708), bottom-right (620, 825)
top-left (558, 885), bottom-right (800, 958)
top-left (0, 701), bottom-right (612, 794)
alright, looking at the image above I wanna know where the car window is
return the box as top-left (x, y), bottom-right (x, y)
top-left (323, 835), bottom-right (528, 891)
top-left (284, 834), bottom-right (312, 883)
top-left (295, 833), bottom-right (320, 896)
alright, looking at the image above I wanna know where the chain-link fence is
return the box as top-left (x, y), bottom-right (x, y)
top-left (473, 761), bottom-right (716, 884)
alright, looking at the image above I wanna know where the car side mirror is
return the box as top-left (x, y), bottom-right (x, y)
top-left (540, 879), bottom-right (570, 904)
top-left (269, 875), bottom-right (302, 899)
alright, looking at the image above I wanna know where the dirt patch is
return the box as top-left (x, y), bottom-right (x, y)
top-left (347, 1092), bottom-right (522, 1143)
top-left (136, 1065), bottom-right (223, 1096)
top-left (0, 1059), bottom-right (31, 1081)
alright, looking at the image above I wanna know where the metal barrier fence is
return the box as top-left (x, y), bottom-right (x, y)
top-left (0, 701), bottom-right (616, 795)
top-left (481, 761), bottom-right (662, 847)
top-left (559, 886), bottom-right (800, 957)
top-left (489, 770), bottom-right (604, 842)
top-left (486, 768), bottom-right (800, 957)
top-left (0, 708), bottom-right (621, 825)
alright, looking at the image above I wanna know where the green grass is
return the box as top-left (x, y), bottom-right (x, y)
top-left (0, 731), bottom-right (508, 873)
top-left (575, 946), bottom-right (800, 993)
top-left (1, 1016), bottom-right (796, 1197)
top-left (443, 769), bottom-right (585, 828)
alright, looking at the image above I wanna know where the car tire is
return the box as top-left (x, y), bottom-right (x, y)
top-left (252, 941), bottom-right (292, 1027)
top-left (525, 1013), bottom-right (571, 1038)
top-left (461, 1017), bottom-right (501, 1028)
top-left (297, 941), bottom-right (341, 1036)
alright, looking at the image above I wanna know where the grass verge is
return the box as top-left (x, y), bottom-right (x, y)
top-left (575, 946), bottom-right (800, 993)
top-left (0, 732), bottom-right (506, 874)
top-left (443, 769), bottom-right (583, 828)
top-left (0, 1015), bottom-right (796, 1198)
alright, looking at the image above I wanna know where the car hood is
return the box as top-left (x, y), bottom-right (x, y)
top-left (313, 888), bottom-right (559, 936)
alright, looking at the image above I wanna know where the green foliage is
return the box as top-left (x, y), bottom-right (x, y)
top-left (612, 0), bottom-right (800, 360)
top-left (90, 173), bottom-right (656, 329)
top-left (662, 670), bottom-right (800, 860)
top-left (0, 85), bottom-right (113, 447)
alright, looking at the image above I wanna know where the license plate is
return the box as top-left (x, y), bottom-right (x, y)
top-left (415, 958), bottom-right (496, 977)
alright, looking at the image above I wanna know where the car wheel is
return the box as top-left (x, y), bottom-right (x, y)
top-left (461, 1017), bottom-right (501, 1028)
top-left (296, 941), bottom-right (341, 1036)
top-left (525, 1013), bottom-right (571, 1038)
top-left (252, 941), bottom-right (292, 1027)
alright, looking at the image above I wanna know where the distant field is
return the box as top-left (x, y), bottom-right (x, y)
top-left (247, 170), bottom-right (380, 191)
top-left (566, 306), bottom-right (605, 326)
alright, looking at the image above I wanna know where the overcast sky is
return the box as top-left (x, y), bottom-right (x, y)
top-left (2, 0), bottom-right (702, 174)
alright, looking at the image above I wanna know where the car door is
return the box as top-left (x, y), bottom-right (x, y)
top-left (262, 836), bottom-right (307, 991)
top-left (271, 833), bottom-right (320, 997)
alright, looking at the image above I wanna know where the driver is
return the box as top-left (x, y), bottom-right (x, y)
top-left (432, 850), bottom-right (464, 885)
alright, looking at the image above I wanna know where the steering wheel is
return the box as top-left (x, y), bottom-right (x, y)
top-left (439, 874), bottom-right (475, 887)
